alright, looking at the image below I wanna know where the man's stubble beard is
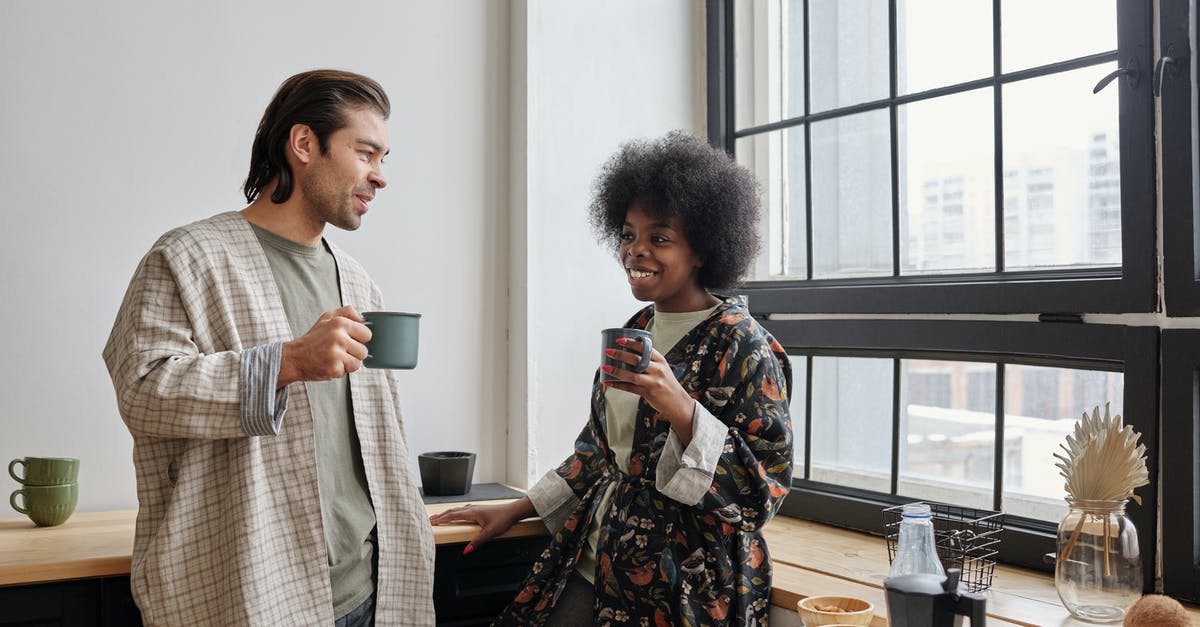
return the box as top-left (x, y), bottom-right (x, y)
top-left (300, 164), bottom-right (362, 232)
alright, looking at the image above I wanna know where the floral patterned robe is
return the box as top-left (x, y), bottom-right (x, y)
top-left (497, 296), bottom-right (793, 626)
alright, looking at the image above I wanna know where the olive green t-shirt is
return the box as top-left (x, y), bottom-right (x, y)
top-left (251, 224), bottom-right (377, 619)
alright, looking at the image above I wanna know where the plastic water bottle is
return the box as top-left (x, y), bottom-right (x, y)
top-left (889, 503), bottom-right (946, 578)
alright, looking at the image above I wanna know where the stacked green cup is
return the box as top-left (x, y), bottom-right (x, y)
top-left (9, 457), bottom-right (79, 527)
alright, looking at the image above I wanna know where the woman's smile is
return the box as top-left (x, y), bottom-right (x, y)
top-left (626, 266), bottom-right (658, 283)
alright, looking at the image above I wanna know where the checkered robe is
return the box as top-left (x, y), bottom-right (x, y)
top-left (102, 211), bottom-right (435, 626)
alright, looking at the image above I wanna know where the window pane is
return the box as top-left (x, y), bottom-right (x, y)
top-left (785, 0), bottom-right (806, 120)
top-left (809, 0), bottom-right (889, 113)
top-left (734, 0), bottom-right (782, 129)
top-left (899, 88), bottom-right (996, 274)
top-left (1002, 364), bottom-right (1124, 522)
top-left (734, 0), bottom-right (806, 128)
top-left (1002, 66), bottom-right (1121, 271)
top-left (783, 127), bottom-right (808, 278)
top-left (788, 354), bottom-right (808, 478)
top-left (1001, 0), bottom-right (1116, 73)
top-left (737, 132), bottom-right (794, 279)
top-left (811, 356), bottom-right (892, 492)
top-left (899, 360), bottom-right (995, 510)
top-left (897, 0), bottom-right (992, 95)
top-left (811, 110), bottom-right (892, 278)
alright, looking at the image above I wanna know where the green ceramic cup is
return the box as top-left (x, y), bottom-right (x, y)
top-left (362, 311), bottom-right (421, 370)
top-left (10, 483), bottom-right (78, 527)
top-left (8, 457), bottom-right (79, 486)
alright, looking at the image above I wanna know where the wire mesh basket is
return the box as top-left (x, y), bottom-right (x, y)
top-left (883, 501), bottom-right (1005, 593)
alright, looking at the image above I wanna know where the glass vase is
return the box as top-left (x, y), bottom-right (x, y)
top-left (1054, 498), bottom-right (1142, 623)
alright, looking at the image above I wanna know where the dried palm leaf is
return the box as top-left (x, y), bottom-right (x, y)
top-left (1052, 403), bottom-right (1148, 503)
top-left (1052, 403), bottom-right (1148, 574)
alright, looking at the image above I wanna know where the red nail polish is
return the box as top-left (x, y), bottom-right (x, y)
top-left (602, 365), bottom-right (614, 373)
top-left (463, 545), bottom-right (474, 556)
top-left (604, 348), bottom-right (615, 357)
top-left (616, 338), bottom-right (628, 345)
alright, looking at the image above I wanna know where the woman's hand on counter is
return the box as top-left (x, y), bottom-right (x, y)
top-left (430, 496), bottom-right (539, 555)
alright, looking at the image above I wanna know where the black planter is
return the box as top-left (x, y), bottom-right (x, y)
top-left (418, 451), bottom-right (476, 496)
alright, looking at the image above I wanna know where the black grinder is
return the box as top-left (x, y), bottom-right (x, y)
top-left (884, 568), bottom-right (987, 626)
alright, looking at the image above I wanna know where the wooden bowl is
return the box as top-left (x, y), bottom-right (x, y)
top-left (797, 595), bottom-right (875, 626)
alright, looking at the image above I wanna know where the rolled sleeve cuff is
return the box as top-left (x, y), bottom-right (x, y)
top-left (527, 470), bottom-right (579, 534)
top-left (239, 341), bottom-right (289, 436)
top-left (656, 402), bottom-right (727, 506)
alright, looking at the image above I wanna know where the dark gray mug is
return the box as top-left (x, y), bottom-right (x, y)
top-left (600, 328), bottom-right (653, 382)
top-left (418, 451), bottom-right (476, 496)
top-left (362, 311), bottom-right (420, 369)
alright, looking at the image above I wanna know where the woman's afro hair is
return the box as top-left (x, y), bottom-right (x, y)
top-left (588, 131), bottom-right (761, 290)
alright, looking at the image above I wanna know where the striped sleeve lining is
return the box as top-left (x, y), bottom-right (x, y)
top-left (527, 470), bottom-right (579, 534)
top-left (656, 401), bottom-right (727, 506)
top-left (240, 341), bottom-right (289, 436)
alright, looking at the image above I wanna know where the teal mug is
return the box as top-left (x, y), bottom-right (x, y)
top-left (362, 311), bottom-right (421, 370)
top-left (9, 457), bottom-right (79, 486)
top-left (11, 483), bottom-right (78, 527)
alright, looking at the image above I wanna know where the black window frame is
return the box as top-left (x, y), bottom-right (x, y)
top-left (707, 0), bottom-right (1157, 315)
top-left (1161, 329), bottom-right (1200, 603)
top-left (768, 319), bottom-right (1158, 584)
top-left (1162, 0), bottom-right (1200, 316)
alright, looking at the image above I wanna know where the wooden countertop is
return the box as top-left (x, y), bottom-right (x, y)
top-left (425, 499), bottom-right (548, 545)
top-left (0, 510), bottom-right (136, 586)
top-left (1, 499), bottom-right (546, 587)
top-left (5, 505), bottom-right (1198, 626)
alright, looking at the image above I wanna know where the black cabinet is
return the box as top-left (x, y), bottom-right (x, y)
top-left (0, 576), bottom-right (141, 626)
top-left (433, 536), bottom-right (549, 626)
top-left (0, 536), bottom-right (546, 626)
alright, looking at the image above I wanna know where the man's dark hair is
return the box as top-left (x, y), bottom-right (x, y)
top-left (243, 69), bottom-right (390, 204)
top-left (588, 131), bottom-right (761, 290)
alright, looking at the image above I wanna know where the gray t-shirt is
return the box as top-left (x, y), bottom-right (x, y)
top-left (251, 224), bottom-right (377, 619)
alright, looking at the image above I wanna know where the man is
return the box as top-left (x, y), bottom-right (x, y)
top-left (103, 69), bottom-right (434, 626)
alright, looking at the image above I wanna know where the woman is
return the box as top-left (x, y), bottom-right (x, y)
top-left (431, 131), bottom-right (793, 626)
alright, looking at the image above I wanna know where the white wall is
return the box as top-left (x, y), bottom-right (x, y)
top-left (0, 0), bottom-right (702, 514)
top-left (0, 0), bottom-right (511, 512)
top-left (510, 0), bottom-right (704, 485)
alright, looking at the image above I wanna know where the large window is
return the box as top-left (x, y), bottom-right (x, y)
top-left (714, 0), bottom-right (1154, 313)
top-left (708, 0), bottom-right (1197, 596)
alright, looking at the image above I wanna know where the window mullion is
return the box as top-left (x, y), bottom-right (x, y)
top-left (993, 362), bottom-right (1005, 512)
top-left (802, 0), bottom-right (813, 280)
top-left (890, 357), bottom-right (901, 495)
top-left (889, 0), bottom-right (900, 277)
top-left (804, 355), bottom-right (813, 479)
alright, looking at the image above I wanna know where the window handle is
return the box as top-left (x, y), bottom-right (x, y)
top-left (1153, 47), bottom-right (1180, 97)
top-left (1092, 56), bottom-right (1140, 94)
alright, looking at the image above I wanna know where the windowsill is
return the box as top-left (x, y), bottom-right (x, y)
top-left (763, 515), bottom-right (1200, 626)
top-left (9, 509), bottom-right (1197, 626)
